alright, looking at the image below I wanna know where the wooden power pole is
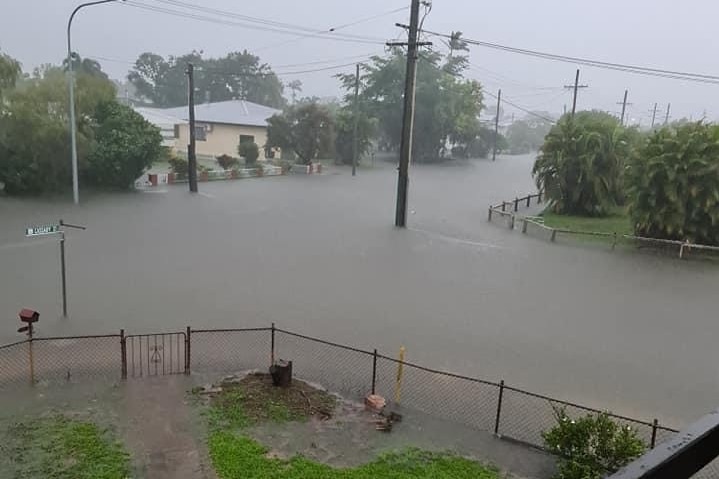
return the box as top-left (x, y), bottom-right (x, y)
top-left (492, 89), bottom-right (502, 162)
top-left (564, 69), bottom-right (588, 118)
top-left (617, 90), bottom-right (632, 126)
top-left (391, 0), bottom-right (426, 228)
top-left (186, 63), bottom-right (198, 193)
top-left (352, 63), bottom-right (360, 177)
top-left (650, 102), bottom-right (659, 128)
top-left (664, 103), bottom-right (671, 125)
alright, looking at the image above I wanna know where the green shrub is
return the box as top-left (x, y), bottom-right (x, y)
top-left (627, 122), bottom-right (719, 245)
top-left (85, 101), bottom-right (163, 189)
top-left (533, 111), bottom-right (633, 216)
top-left (216, 154), bottom-right (239, 170)
top-left (168, 154), bottom-right (190, 177)
top-left (542, 408), bottom-right (645, 479)
top-left (238, 142), bottom-right (260, 166)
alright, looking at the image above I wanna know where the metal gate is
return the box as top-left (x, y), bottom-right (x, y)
top-left (125, 332), bottom-right (186, 378)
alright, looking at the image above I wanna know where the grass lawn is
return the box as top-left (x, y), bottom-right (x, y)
top-left (542, 207), bottom-right (633, 236)
top-left (201, 373), bottom-right (500, 479)
top-left (2, 415), bottom-right (130, 478)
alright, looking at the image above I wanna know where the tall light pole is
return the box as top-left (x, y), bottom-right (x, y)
top-left (67, 0), bottom-right (119, 204)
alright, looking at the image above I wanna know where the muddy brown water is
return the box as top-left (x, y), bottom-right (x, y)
top-left (1, 155), bottom-right (718, 428)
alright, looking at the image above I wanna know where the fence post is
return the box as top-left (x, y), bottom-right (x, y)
top-left (501, 202), bottom-right (506, 212)
top-left (526, 195), bottom-right (531, 207)
top-left (488, 207), bottom-right (493, 222)
top-left (514, 197), bottom-right (519, 212)
top-left (538, 190), bottom-right (542, 203)
top-left (494, 379), bottom-right (505, 435)
top-left (371, 349), bottom-right (378, 395)
top-left (651, 418), bottom-right (659, 448)
top-left (509, 215), bottom-right (515, 230)
top-left (550, 229), bottom-right (557, 242)
top-left (185, 326), bottom-right (191, 375)
top-left (271, 322), bottom-right (276, 366)
top-left (120, 329), bottom-right (127, 380)
top-left (522, 219), bottom-right (528, 234)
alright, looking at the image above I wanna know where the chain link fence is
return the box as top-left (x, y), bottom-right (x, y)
top-left (1, 324), bottom-right (715, 475)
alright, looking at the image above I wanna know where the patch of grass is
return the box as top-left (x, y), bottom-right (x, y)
top-left (209, 432), bottom-right (500, 479)
top-left (542, 207), bottom-right (632, 239)
top-left (202, 373), bottom-right (499, 479)
top-left (2, 415), bottom-right (130, 479)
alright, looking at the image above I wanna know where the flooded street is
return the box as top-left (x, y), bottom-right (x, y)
top-left (1, 154), bottom-right (718, 427)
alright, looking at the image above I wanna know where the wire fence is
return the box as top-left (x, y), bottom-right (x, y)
top-left (1, 324), bottom-right (715, 476)
top-left (488, 193), bottom-right (719, 260)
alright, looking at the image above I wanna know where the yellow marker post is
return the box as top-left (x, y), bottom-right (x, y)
top-left (394, 346), bottom-right (406, 404)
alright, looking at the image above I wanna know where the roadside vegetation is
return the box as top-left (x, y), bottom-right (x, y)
top-left (199, 373), bottom-right (500, 479)
top-left (1, 415), bottom-right (130, 478)
top-left (0, 52), bottom-right (162, 195)
top-left (543, 409), bottom-right (645, 479)
top-left (535, 111), bottom-right (719, 246)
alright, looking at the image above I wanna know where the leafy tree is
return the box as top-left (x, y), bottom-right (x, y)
top-left (533, 111), bottom-right (631, 216)
top-left (333, 105), bottom-right (377, 165)
top-left (238, 142), bottom-right (260, 167)
top-left (0, 64), bottom-right (115, 195)
top-left (627, 122), bottom-right (719, 245)
top-left (128, 50), bottom-right (285, 108)
top-left (85, 101), bottom-right (163, 189)
top-left (266, 102), bottom-right (334, 165)
top-left (543, 408), bottom-right (645, 479)
top-left (506, 116), bottom-right (554, 154)
top-left (63, 53), bottom-right (109, 81)
top-left (337, 48), bottom-right (483, 162)
top-left (0, 50), bottom-right (21, 97)
top-left (286, 80), bottom-right (302, 104)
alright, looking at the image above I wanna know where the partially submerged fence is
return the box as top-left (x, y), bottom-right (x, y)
top-left (488, 193), bottom-right (719, 259)
top-left (0, 325), bottom-right (688, 457)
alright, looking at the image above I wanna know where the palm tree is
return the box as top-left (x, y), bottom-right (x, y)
top-left (533, 111), bottom-right (626, 216)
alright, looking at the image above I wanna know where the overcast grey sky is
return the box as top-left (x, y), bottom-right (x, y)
top-left (2, 0), bottom-right (718, 123)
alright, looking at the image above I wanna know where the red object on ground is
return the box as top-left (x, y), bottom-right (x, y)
top-left (148, 174), bottom-right (158, 186)
top-left (364, 394), bottom-right (386, 411)
top-left (167, 173), bottom-right (175, 184)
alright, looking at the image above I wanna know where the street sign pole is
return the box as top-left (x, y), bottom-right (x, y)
top-left (24, 219), bottom-right (85, 318)
top-left (60, 231), bottom-right (67, 318)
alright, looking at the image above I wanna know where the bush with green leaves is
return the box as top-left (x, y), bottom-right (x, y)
top-left (216, 154), bottom-right (239, 170)
top-left (533, 111), bottom-right (635, 216)
top-left (85, 101), bottom-right (163, 189)
top-left (542, 408), bottom-right (645, 479)
top-left (238, 141), bottom-right (260, 167)
top-left (627, 122), bottom-right (719, 245)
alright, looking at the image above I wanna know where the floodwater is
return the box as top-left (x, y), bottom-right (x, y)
top-left (1, 154), bottom-right (718, 427)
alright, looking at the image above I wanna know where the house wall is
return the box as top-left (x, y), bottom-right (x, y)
top-left (175, 123), bottom-right (276, 160)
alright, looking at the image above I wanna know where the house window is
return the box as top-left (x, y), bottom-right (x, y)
top-left (195, 125), bottom-right (207, 141)
top-left (173, 124), bottom-right (180, 139)
top-left (239, 134), bottom-right (255, 145)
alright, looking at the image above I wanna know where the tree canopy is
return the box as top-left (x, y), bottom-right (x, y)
top-left (337, 41), bottom-right (484, 162)
top-left (0, 56), bottom-right (162, 195)
top-left (506, 116), bottom-right (554, 155)
top-left (266, 101), bottom-right (334, 165)
top-left (128, 50), bottom-right (285, 108)
top-left (0, 50), bottom-right (21, 97)
top-left (533, 111), bottom-right (633, 216)
top-left (627, 122), bottom-right (719, 245)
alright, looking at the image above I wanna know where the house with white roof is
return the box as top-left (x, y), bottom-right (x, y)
top-left (150, 99), bottom-right (282, 160)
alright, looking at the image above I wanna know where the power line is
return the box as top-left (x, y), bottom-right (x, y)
top-left (198, 60), bottom-right (365, 77)
top-left (422, 29), bottom-right (719, 85)
top-left (122, 1), bottom-right (386, 45)
top-left (484, 90), bottom-right (556, 123)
